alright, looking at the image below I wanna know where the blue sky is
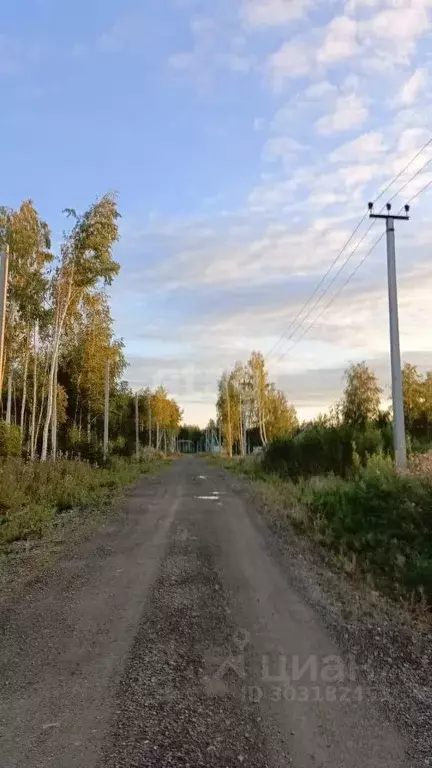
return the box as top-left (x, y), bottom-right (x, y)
top-left (1, 0), bottom-right (432, 425)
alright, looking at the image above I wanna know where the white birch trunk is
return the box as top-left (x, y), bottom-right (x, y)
top-left (20, 337), bottom-right (29, 442)
top-left (51, 356), bottom-right (58, 460)
top-left (5, 369), bottom-right (12, 424)
top-left (41, 271), bottom-right (72, 461)
top-left (30, 322), bottom-right (38, 460)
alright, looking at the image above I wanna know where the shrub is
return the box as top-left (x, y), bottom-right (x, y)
top-left (306, 465), bottom-right (432, 605)
top-left (263, 424), bottom-right (390, 480)
top-left (0, 423), bottom-right (22, 458)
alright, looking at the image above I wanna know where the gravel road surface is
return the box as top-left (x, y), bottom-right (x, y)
top-left (0, 457), bottom-right (412, 767)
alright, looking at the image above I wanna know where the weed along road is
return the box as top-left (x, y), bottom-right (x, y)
top-left (0, 457), bottom-right (408, 768)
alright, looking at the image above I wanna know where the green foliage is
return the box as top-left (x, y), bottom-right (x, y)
top-left (0, 454), bottom-right (168, 545)
top-left (216, 351), bottom-right (297, 455)
top-left (402, 364), bottom-right (432, 439)
top-left (64, 193), bottom-right (120, 289)
top-left (305, 464), bottom-right (432, 605)
top-left (263, 423), bottom-right (390, 480)
top-left (222, 452), bottom-right (432, 608)
top-left (340, 362), bottom-right (382, 426)
top-left (0, 423), bottom-right (22, 457)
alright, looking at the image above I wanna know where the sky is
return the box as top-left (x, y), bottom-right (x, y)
top-left (1, 0), bottom-right (432, 426)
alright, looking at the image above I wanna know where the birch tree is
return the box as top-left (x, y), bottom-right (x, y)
top-left (41, 194), bottom-right (120, 460)
top-left (0, 201), bottom-right (51, 439)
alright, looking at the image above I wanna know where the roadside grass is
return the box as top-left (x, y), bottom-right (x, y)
top-left (0, 451), bottom-right (170, 547)
top-left (0, 451), bottom-right (173, 599)
top-left (215, 454), bottom-right (432, 612)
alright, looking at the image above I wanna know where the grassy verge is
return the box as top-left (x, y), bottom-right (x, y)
top-left (215, 455), bottom-right (432, 613)
top-left (0, 452), bottom-right (172, 598)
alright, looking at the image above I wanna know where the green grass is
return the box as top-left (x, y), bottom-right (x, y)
top-left (0, 452), bottom-right (169, 546)
top-left (217, 455), bottom-right (432, 610)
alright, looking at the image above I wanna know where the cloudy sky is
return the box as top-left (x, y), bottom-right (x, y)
top-left (1, 0), bottom-right (432, 425)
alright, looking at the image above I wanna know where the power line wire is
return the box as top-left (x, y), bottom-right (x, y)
top-left (274, 231), bottom-right (385, 363)
top-left (265, 137), bottom-right (432, 363)
top-left (269, 145), bottom-right (432, 362)
top-left (402, 177), bottom-right (432, 209)
top-left (388, 155), bottom-right (432, 204)
top-left (373, 137), bottom-right (432, 205)
top-left (264, 212), bottom-right (368, 360)
top-left (268, 218), bottom-right (377, 360)
top-left (274, 164), bottom-right (432, 363)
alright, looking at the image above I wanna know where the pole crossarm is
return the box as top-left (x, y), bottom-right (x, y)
top-left (370, 213), bottom-right (409, 220)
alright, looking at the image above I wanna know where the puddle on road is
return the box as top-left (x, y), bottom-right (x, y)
top-left (194, 489), bottom-right (226, 505)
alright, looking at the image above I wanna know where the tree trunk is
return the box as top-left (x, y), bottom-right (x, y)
top-left (156, 422), bottom-right (160, 450)
top-left (30, 323), bottom-right (38, 460)
top-left (13, 376), bottom-right (17, 425)
top-left (262, 410), bottom-right (268, 446)
top-left (20, 339), bottom-right (30, 443)
top-left (41, 270), bottom-right (73, 461)
top-left (78, 409), bottom-right (82, 439)
top-left (51, 357), bottom-right (58, 460)
top-left (25, 413), bottom-right (31, 454)
top-left (35, 382), bottom-right (45, 456)
top-left (225, 378), bottom-right (232, 457)
top-left (34, 357), bottom-right (49, 458)
top-left (73, 394), bottom-right (80, 429)
top-left (239, 403), bottom-right (244, 458)
top-left (87, 409), bottom-right (91, 442)
top-left (41, 339), bottom-right (58, 461)
top-left (163, 429), bottom-right (167, 454)
top-left (5, 369), bottom-right (12, 425)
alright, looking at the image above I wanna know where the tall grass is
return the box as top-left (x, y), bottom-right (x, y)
top-left (0, 453), bottom-right (165, 545)
top-left (303, 459), bottom-right (432, 605)
top-left (219, 452), bottom-right (432, 608)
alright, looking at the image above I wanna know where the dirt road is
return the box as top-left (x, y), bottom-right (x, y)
top-left (0, 457), bottom-right (410, 767)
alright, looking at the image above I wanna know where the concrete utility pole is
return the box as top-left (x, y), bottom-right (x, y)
top-left (369, 201), bottom-right (409, 470)
top-left (103, 359), bottom-right (110, 461)
top-left (135, 391), bottom-right (140, 459)
top-left (0, 247), bottom-right (9, 392)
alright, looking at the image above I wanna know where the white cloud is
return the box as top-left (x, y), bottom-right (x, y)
top-left (121, 0), bottom-right (432, 424)
top-left (254, 117), bottom-right (266, 131)
top-left (317, 16), bottom-right (359, 64)
top-left (97, 13), bottom-right (148, 52)
top-left (305, 80), bottom-right (338, 100)
top-left (216, 52), bottom-right (254, 72)
top-left (345, 0), bottom-right (380, 12)
top-left (336, 163), bottom-right (382, 188)
top-left (396, 67), bottom-right (428, 106)
top-left (268, 41), bottom-right (314, 89)
top-left (243, 0), bottom-right (314, 28)
top-left (168, 12), bottom-right (254, 82)
top-left (263, 136), bottom-right (306, 162)
top-left (329, 131), bottom-right (387, 163)
top-left (397, 126), bottom-right (431, 155)
top-left (361, 4), bottom-right (430, 58)
top-left (169, 52), bottom-right (195, 71)
top-left (316, 93), bottom-right (368, 134)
